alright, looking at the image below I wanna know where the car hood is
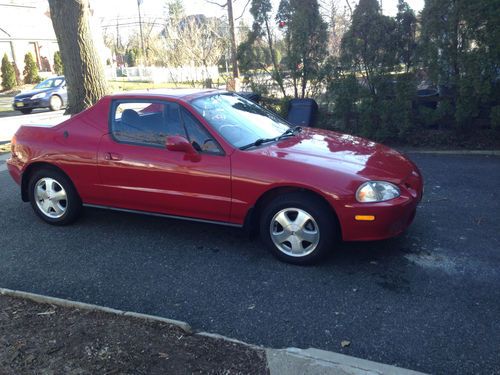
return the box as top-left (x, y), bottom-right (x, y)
top-left (264, 128), bottom-right (415, 183)
top-left (15, 88), bottom-right (53, 99)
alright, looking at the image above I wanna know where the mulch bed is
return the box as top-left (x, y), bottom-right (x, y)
top-left (0, 295), bottom-right (268, 374)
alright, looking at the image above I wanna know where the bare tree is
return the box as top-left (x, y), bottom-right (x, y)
top-left (205, 0), bottom-right (241, 79)
top-left (48, 0), bottom-right (109, 114)
top-left (160, 15), bottom-right (228, 73)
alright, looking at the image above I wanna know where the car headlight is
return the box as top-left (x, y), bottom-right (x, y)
top-left (31, 92), bottom-right (47, 99)
top-left (356, 181), bottom-right (400, 203)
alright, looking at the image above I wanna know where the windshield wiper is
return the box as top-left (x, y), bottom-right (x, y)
top-left (239, 127), bottom-right (303, 151)
top-left (239, 137), bottom-right (277, 150)
top-left (277, 126), bottom-right (303, 140)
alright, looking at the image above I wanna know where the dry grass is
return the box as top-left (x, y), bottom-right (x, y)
top-left (0, 143), bottom-right (11, 154)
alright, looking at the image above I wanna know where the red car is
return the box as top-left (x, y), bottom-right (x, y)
top-left (7, 89), bottom-right (423, 264)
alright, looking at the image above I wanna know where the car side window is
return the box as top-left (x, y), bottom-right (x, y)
top-left (112, 101), bottom-right (168, 147)
top-left (181, 109), bottom-right (222, 154)
top-left (111, 101), bottom-right (187, 147)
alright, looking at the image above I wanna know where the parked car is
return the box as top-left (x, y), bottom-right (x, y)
top-left (13, 76), bottom-right (67, 114)
top-left (7, 89), bottom-right (423, 264)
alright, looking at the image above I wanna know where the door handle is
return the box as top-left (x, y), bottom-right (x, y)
top-left (104, 152), bottom-right (123, 161)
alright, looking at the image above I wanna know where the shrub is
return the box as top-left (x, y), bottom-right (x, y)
top-left (53, 51), bottom-right (64, 75)
top-left (23, 52), bottom-right (41, 84)
top-left (491, 105), bottom-right (500, 130)
top-left (1, 53), bottom-right (16, 90)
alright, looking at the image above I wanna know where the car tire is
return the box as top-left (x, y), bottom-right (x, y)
top-left (20, 108), bottom-right (33, 114)
top-left (28, 168), bottom-right (82, 225)
top-left (259, 192), bottom-right (337, 265)
top-left (49, 95), bottom-right (63, 111)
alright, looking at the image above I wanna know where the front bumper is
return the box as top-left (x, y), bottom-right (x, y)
top-left (339, 195), bottom-right (419, 241)
top-left (13, 97), bottom-right (49, 110)
top-left (338, 171), bottom-right (423, 242)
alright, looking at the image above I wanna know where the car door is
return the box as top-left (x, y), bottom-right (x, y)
top-left (97, 99), bottom-right (232, 223)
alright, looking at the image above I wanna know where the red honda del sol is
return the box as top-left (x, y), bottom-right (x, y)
top-left (7, 89), bottom-right (423, 264)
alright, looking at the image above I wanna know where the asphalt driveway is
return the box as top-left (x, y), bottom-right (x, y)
top-left (0, 153), bottom-right (499, 374)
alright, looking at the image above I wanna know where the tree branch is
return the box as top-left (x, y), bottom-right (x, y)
top-left (235, 0), bottom-right (251, 21)
top-left (205, 0), bottom-right (228, 7)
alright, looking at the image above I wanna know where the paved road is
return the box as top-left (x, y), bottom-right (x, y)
top-left (0, 109), bottom-right (66, 142)
top-left (0, 153), bottom-right (499, 374)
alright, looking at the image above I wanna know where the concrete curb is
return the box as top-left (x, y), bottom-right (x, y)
top-left (0, 287), bottom-right (429, 375)
top-left (0, 287), bottom-right (192, 333)
top-left (266, 348), bottom-right (428, 375)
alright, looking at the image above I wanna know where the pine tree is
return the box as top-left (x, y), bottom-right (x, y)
top-left (250, 0), bottom-right (286, 96)
top-left (1, 53), bottom-right (16, 91)
top-left (340, 0), bottom-right (398, 95)
top-left (53, 51), bottom-right (64, 75)
top-left (277, 0), bottom-right (327, 98)
top-left (23, 52), bottom-right (40, 84)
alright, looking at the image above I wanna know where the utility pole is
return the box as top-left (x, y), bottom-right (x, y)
top-left (226, 0), bottom-right (239, 79)
top-left (137, 0), bottom-right (145, 61)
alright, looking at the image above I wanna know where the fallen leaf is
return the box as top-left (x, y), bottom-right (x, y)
top-left (158, 352), bottom-right (169, 359)
top-left (37, 310), bottom-right (56, 316)
top-left (341, 340), bottom-right (351, 348)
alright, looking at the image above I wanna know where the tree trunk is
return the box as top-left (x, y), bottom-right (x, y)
top-left (48, 0), bottom-right (109, 114)
top-left (227, 0), bottom-right (240, 79)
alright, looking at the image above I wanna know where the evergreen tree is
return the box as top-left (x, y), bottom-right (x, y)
top-left (23, 52), bottom-right (40, 84)
top-left (1, 53), bottom-right (16, 91)
top-left (53, 51), bottom-right (64, 75)
top-left (420, 0), bottom-right (500, 127)
top-left (277, 0), bottom-right (328, 98)
top-left (395, 0), bottom-right (417, 73)
top-left (250, 0), bottom-right (286, 96)
top-left (340, 0), bottom-right (398, 95)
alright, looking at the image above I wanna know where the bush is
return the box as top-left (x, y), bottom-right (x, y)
top-left (1, 53), bottom-right (16, 90)
top-left (125, 48), bottom-right (140, 67)
top-left (491, 105), bottom-right (500, 130)
top-left (53, 51), bottom-right (64, 75)
top-left (23, 52), bottom-right (41, 84)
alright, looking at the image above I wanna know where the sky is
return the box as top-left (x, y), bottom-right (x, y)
top-left (91, 0), bottom-right (425, 40)
top-left (92, 0), bottom-right (425, 23)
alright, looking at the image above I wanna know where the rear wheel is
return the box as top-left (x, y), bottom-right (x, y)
top-left (28, 168), bottom-right (81, 225)
top-left (260, 192), bottom-right (337, 265)
top-left (49, 95), bottom-right (63, 111)
top-left (20, 108), bottom-right (33, 114)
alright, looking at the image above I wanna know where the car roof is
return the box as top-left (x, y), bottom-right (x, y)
top-left (109, 88), bottom-right (224, 101)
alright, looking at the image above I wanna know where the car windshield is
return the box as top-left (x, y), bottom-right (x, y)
top-left (35, 78), bottom-right (64, 89)
top-left (190, 93), bottom-right (290, 149)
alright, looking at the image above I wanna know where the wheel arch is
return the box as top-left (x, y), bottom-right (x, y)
top-left (243, 186), bottom-right (342, 240)
top-left (21, 162), bottom-right (77, 202)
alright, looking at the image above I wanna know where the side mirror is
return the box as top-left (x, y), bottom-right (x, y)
top-left (166, 135), bottom-right (199, 160)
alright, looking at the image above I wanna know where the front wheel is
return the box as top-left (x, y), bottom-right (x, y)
top-left (28, 168), bottom-right (82, 225)
top-left (49, 95), bottom-right (63, 111)
top-left (20, 108), bottom-right (33, 114)
top-left (260, 192), bottom-right (338, 265)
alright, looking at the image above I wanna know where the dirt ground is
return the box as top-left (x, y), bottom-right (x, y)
top-left (0, 295), bottom-right (269, 374)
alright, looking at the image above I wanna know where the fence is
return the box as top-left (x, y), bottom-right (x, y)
top-left (105, 66), bottom-right (220, 84)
